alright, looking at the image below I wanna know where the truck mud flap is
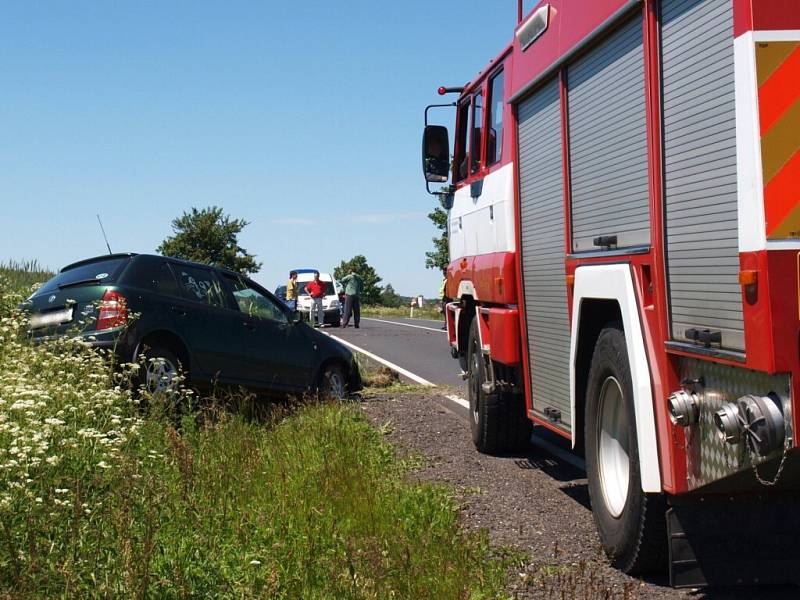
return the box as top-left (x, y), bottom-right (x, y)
top-left (668, 494), bottom-right (800, 588)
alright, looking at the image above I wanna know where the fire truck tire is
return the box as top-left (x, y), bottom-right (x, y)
top-left (467, 318), bottom-right (531, 454)
top-left (584, 324), bottom-right (666, 574)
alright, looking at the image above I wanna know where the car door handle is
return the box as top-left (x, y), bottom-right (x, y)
top-left (170, 306), bottom-right (187, 316)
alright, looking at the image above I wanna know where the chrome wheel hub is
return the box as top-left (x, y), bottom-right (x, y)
top-left (145, 357), bottom-right (177, 394)
top-left (597, 376), bottom-right (630, 518)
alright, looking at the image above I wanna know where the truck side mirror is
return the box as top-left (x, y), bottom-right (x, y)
top-left (422, 125), bottom-right (450, 183)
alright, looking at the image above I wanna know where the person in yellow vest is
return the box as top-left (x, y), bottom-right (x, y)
top-left (285, 271), bottom-right (298, 311)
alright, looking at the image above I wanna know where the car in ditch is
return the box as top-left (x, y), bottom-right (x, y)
top-left (23, 253), bottom-right (361, 397)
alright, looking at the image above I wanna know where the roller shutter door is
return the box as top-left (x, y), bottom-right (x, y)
top-left (568, 15), bottom-right (650, 252)
top-left (518, 78), bottom-right (571, 432)
top-left (661, 0), bottom-right (743, 351)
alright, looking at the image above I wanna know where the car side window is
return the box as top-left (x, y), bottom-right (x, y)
top-left (174, 266), bottom-right (227, 309)
top-left (123, 260), bottom-right (181, 297)
top-left (222, 275), bottom-right (288, 324)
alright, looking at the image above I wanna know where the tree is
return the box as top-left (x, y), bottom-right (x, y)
top-left (425, 196), bottom-right (449, 272)
top-left (380, 283), bottom-right (403, 308)
top-left (334, 255), bottom-right (382, 305)
top-left (157, 206), bottom-right (261, 275)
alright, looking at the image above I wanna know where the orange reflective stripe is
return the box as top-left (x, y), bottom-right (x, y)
top-left (759, 45), bottom-right (800, 134)
top-left (765, 149), bottom-right (800, 237)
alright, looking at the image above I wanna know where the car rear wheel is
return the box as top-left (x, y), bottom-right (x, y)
top-left (139, 346), bottom-right (183, 397)
top-left (319, 363), bottom-right (347, 400)
top-left (584, 324), bottom-right (666, 574)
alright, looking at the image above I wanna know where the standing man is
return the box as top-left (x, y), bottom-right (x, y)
top-left (339, 269), bottom-right (364, 329)
top-left (439, 269), bottom-right (449, 330)
top-left (305, 271), bottom-right (326, 327)
top-left (285, 271), bottom-right (298, 311)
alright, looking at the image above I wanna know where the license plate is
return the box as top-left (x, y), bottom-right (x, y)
top-left (30, 308), bottom-right (74, 329)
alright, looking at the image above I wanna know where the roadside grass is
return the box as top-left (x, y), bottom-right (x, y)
top-left (0, 271), bottom-right (512, 599)
top-left (0, 259), bottom-right (53, 293)
top-left (361, 305), bottom-right (444, 321)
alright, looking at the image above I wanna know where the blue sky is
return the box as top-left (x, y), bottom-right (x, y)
top-left (0, 1), bottom-right (516, 297)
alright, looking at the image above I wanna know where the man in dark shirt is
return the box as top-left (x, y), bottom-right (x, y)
top-left (339, 270), bottom-right (364, 329)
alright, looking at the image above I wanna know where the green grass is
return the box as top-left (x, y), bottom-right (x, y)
top-left (0, 259), bottom-right (53, 293)
top-left (0, 267), bottom-right (513, 599)
top-left (362, 304), bottom-right (444, 321)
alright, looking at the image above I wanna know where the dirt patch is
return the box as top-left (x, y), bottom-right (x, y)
top-left (359, 391), bottom-right (796, 600)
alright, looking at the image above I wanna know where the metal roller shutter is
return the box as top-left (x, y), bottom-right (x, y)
top-left (568, 15), bottom-right (650, 252)
top-left (662, 0), bottom-right (743, 351)
top-left (518, 78), bottom-right (572, 432)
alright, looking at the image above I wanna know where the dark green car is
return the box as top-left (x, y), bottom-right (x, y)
top-left (25, 253), bottom-right (361, 396)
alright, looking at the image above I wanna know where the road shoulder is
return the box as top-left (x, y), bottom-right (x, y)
top-left (358, 389), bottom-right (705, 600)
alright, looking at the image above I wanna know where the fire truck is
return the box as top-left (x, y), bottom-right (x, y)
top-left (422, 0), bottom-right (800, 587)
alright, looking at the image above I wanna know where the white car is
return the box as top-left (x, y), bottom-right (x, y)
top-left (296, 272), bottom-right (341, 327)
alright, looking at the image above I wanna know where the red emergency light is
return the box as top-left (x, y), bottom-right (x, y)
top-left (437, 86), bottom-right (464, 96)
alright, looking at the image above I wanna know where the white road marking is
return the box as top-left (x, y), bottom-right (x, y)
top-left (439, 394), bottom-right (586, 472)
top-left (445, 394), bottom-right (470, 409)
top-left (323, 331), bottom-right (585, 472)
top-left (324, 333), bottom-right (436, 387)
top-left (361, 317), bottom-right (446, 334)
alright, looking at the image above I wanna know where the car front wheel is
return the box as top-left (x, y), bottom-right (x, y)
top-left (319, 363), bottom-right (347, 400)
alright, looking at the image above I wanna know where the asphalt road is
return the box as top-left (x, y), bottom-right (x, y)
top-left (327, 316), bottom-right (466, 390)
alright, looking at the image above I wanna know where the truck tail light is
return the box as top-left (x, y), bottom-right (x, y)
top-left (96, 290), bottom-right (128, 331)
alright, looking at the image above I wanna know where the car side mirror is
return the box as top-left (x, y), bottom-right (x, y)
top-left (292, 310), bottom-right (303, 324)
top-left (422, 125), bottom-right (450, 183)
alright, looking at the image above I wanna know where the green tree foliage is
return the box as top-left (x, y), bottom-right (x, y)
top-left (334, 255), bottom-right (382, 305)
top-left (425, 196), bottom-right (449, 271)
top-left (379, 283), bottom-right (403, 308)
top-left (157, 206), bottom-right (261, 275)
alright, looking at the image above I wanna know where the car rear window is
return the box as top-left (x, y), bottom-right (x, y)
top-left (38, 258), bottom-right (129, 294)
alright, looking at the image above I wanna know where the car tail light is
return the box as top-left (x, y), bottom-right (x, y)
top-left (96, 290), bottom-right (128, 331)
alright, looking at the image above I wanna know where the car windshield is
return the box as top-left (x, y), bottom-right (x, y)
top-left (297, 280), bottom-right (335, 296)
top-left (38, 258), bottom-right (128, 294)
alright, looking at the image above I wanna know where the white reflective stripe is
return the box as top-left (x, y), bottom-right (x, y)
top-left (735, 31), bottom-right (767, 253)
top-left (752, 30), bottom-right (800, 42)
top-left (569, 264), bottom-right (661, 493)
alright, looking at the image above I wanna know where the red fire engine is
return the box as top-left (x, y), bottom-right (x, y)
top-left (423, 0), bottom-right (800, 587)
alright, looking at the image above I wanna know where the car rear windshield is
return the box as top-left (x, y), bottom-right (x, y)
top-left (38, 258), bottom-right (129, 294)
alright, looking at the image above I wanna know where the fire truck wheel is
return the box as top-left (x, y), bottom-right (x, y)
top-left (467, 318), bottom-right (531, 454)
top-left (584, 324), bottom-right (666, 574)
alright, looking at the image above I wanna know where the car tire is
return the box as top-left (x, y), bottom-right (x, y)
top-left (319, 363), bottom-right (347, 400)
top-left (138, 345), bottom-right (183, 397)
top-left (584, 323), bottom-right (666, 574)
top-left (467, 318), bottom-right (531, 454)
